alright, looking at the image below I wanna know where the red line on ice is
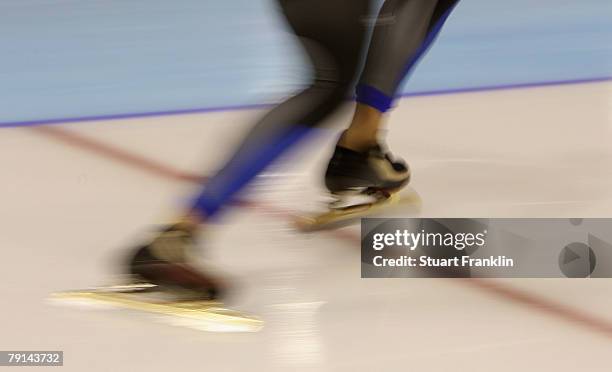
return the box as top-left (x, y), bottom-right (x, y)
top-left (29, 124), bottom-right (612, 340)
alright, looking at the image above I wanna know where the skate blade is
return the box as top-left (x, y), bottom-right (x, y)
top-left (295, 191), bottom-right (415, 232)
top-left (49, 287), bottom-right (263, 333)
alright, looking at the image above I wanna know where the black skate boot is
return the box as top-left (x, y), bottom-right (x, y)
top-left (128, 224), bottom-right (223, 300)
top-left (324, 140), bottom-right (410, 201)
top-left (294, 137), bottom-right (411, 231)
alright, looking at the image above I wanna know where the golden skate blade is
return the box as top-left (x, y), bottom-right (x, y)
top-left (295, 193), bottom-right (402, 232)
top-left (49, 289), bottom-right (263, 333)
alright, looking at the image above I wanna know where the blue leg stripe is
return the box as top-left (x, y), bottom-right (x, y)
top-left (355, 84), bottom-right (393, 112)
top-left (191, 124), bottom-right (313, 218)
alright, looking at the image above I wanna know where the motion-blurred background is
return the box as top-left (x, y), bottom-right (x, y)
top-left (1, 0), bottom-right (610, 125)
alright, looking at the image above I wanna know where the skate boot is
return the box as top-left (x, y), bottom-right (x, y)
top-left (48, 225), bottom-right (264, 332)
top-left (295, 138), bottom-right (411, 231)
top-left (324, 140), bottom-right (410, 207)
top-left (127, 224), bottom-right (223, 300)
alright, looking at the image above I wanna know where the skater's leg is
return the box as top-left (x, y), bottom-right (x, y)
top-left (340, 0), bottom-right (460, 152)
top-left (187, 0), bottom-right (371, 221)
top-left (126, 0), bottom-right (372, 298)
top-left (322, 0), bottom-right (460, 211)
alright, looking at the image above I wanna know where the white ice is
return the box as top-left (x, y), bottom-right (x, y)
top-left (1, 81), bottom-right (612, 371)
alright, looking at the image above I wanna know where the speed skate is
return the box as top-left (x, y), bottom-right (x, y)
top-left (50, 282), bottom-right (263, 333)
top-left (298, 135), bottom-right (415, 230)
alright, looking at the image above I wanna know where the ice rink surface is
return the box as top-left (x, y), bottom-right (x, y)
top-left (1, 80), bottom-right (612, 371)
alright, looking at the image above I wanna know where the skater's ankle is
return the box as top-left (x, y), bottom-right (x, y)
top-left (340, 104), bottom-right (384, 152)
top-left (338, 132), bottom-right (378, 152)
